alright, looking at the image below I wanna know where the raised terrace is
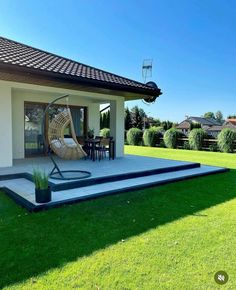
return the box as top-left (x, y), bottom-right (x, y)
top-left (0, 155), bottom-right (228, 211)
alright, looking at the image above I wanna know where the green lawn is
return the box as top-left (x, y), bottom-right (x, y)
top-left (0, 146), bottom-right (236, 289)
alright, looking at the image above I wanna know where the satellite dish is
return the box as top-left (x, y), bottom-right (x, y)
top-left (143, 81), bottom-right (158, 104)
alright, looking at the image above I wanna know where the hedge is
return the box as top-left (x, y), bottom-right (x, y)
top-left (143, 126), bottom-right (163, 147)
top-left (163, 128), bottom-right (180, 149)
top-left (127, 128), bottom-right (143, 145)
top-left (188, 128), bottom-right (206, 150)
top-left (217, 128), bottom-right (236, 153)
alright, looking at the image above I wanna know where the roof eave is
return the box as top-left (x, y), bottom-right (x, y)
top-left (0, 62), bottom-right (162, 99)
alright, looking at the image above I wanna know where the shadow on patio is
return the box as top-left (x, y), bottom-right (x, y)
top-left (0, 169), bottom-right (235, 288)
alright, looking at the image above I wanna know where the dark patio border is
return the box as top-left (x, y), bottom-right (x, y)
top-left (0, 165), bottom-right (229, 212)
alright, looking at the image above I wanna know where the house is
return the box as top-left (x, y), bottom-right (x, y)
top-left (223, 118), bottom-right (236, 128)
top-left (0, 36), bottom-right (161, 167)
top-left (205, 125), bottom-right (223, 138)
top-left (177, 116), bottom-right (221, 135)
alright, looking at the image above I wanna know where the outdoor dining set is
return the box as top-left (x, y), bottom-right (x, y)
top-left (84, 136), bottom-right (115, 161)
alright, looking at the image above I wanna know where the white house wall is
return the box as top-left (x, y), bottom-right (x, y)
top-left (110, 99), bottom-right (124, 157)
top-left (0, 85), bottom-right (12, 166)
top-left (0, 80), bottom-right (125, 166)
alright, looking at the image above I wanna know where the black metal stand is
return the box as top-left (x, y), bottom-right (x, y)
top-left (42, 95), bottom-right (91, 180)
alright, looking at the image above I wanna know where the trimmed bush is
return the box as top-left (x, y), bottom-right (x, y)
top-left (183, 141), bottom-right (190, 150)
top-left (159, 140), bottom-right (166, 148)
top-left (163, 128), bottom-right (179, 149)
top-left (100, 128), bottom-right (110, 138)
top-left (209, 143), bottom-right (218, 152)
top-left (127, 128), bottom-right (143, 145)
top-left (143, 126), bottom-right (163, 147)
top-left (217, 128), bottom-right (236, 153)
top-left (188, 128), bottom-right (206, 150)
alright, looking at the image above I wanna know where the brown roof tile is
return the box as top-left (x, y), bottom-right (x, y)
top-left (225, 119), bottom-right (236, 126)
top-left (0, 36), bottom-right (161, 96)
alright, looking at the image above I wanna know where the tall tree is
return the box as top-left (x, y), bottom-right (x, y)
top-left (131, 106), bottom-right (146, 129)
top-left (227, 115), bottom-right (236, 119)
top-left (161, 120), bottom-right (173, 130)
top-left (152, 118), bottom-right (161, 127)
top-left (124, 107), bottom-right (132, 130)
top-left (203, 112), bottom-right (215, 119)
top-left (105, 111), bottom-right (110, 128)
top-left (215, 110), bottom-right (224, 123)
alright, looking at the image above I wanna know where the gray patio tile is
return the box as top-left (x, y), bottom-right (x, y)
top-left (0, 155), bottom-right (227, 210)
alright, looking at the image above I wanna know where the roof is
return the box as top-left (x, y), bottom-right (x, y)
top-left (225, 119), bottom-right (236, 126)
top-left (176, 120), bottom-right (190, 129)
top-left (188, 116), bottom-right (221, 126)
top-left (0, 36), bottom-right (161, 98)
top-left (206, 125), bottom-right (223, 131)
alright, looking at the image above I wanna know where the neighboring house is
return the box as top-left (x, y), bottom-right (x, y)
top-left (223, 118), bottom-right (236, 128)
top-left (206, 121), bottom-right (236, 137)
top-left (205, 126), bottom-right (223, 138)
top-left (0, 36), bottom-right (161, 167)
top-left (177, 116), bottom-right (222, 136)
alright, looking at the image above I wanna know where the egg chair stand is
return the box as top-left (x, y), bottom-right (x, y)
top-left (43, 94), bottom-right (91, 180)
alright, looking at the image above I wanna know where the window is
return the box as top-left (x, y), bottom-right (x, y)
top-left (24, 102), bottom-right (87, 157)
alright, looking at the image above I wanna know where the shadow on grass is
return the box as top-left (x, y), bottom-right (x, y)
top-left (0, 170), bottom-right (236, 288)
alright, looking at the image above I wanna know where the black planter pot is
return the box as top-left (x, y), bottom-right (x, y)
top-left (35, 187), bottom-right (51, 203)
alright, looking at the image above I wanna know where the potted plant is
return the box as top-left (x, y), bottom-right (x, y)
top-left (33, 169), bottom-right (51, 203)
top-left (87, 128), bottom-right (94, 139)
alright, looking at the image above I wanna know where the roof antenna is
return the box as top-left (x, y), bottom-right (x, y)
top-left (142, 59), bottom-right (156, 105)
top-left (142, 59), bottom-right (153, 83)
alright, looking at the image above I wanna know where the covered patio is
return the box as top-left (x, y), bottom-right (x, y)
top-left (0, 154), bottom-right (228, 211)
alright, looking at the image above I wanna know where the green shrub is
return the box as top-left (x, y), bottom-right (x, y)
top-left (183, 141), bottom-right (190, 150)
top-left (143, 126), bottom-right (163, 147)
top-left (163, 128), bottom-right (179, 149)
top-left (127, 128), bottom-right (143, 145)
top-left (188, 128), bottom-right (206, 150)
top-left (100, 128), bottom-right (110, 138)
top-left (159, 140), bottom-right (166, 148)
top-left (217, 128), bottom-right (236, 153)
top-left (209, 143), bottom-right (218, 152)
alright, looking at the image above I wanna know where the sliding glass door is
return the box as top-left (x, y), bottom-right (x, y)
top-left (24, 103), bottom-right (45, 157)
top-left (24, 102), bottom-right (87, 157)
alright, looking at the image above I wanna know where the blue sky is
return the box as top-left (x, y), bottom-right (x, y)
top-left (0, 0), bottom-right (236, 122)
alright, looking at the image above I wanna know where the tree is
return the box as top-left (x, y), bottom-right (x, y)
top-left (145, 117), bottom-right (161, 128)
top-left (130, 106), bottom-right (146, 129)
top-left (161, 120), bottom-right (173, 131)
top-left (227, 115), bottom-right (236, 119)
top-left (100, 111), bottom-right (110, 129)
top-left (124, 107), bottom-right (132, 130)
top-left (203, 112), bottom-right (215, 119)
top-left (100, 112), bottom-right (104, 129)
top-left (190, 122), bottom-right (201, 130)
top-left (215, 110), bottom-right (224, 124)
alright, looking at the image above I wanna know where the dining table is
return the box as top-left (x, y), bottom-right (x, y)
top-left (85, 138), bottom-right (115, 161)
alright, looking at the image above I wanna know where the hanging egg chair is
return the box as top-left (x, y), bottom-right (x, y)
top-left (43, 94), bottom-right (91, 180)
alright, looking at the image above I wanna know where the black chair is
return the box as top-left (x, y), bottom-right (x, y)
top-left (96, 137), bottom-right (113, 160)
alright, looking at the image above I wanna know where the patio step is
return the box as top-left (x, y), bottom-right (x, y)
top-left (46, 165), bottom-right (228, 210)
top-left (51, 162), bottom-right (201, 192)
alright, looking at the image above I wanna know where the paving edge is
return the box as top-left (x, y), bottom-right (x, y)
top-left (0, 167), bottom-right (229, 212)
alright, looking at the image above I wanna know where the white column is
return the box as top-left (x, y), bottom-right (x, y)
top-left (0, 85), bottom-right (13, 167)
top-left (88, 103), bottom-right (100, 136)
top-left (110, 98), bottom-right (124, 157)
